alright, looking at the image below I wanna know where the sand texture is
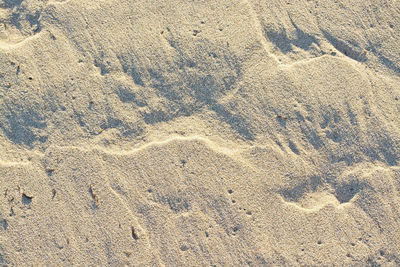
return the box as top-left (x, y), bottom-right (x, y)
top-left (1, 0), bottom-right (400, 266)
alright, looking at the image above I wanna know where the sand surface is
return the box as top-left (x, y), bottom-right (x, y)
top-left (1, 0), bottom-right (400, 266)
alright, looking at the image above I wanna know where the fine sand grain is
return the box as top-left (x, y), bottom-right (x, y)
top-left (0, 0), bottom-right (400, 266)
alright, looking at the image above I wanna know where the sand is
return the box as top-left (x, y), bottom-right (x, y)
top-left (0, 0), bottom-right (400, 266)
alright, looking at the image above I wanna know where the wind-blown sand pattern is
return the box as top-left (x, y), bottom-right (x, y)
top-left (0, 0), bottom-right (400, 266)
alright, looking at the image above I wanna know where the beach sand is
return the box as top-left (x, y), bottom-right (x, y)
top-left (0, 0), bottom-right (400, 265)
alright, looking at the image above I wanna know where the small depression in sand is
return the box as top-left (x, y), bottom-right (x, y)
top-left (281, 190), bottom-right (356, 211)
